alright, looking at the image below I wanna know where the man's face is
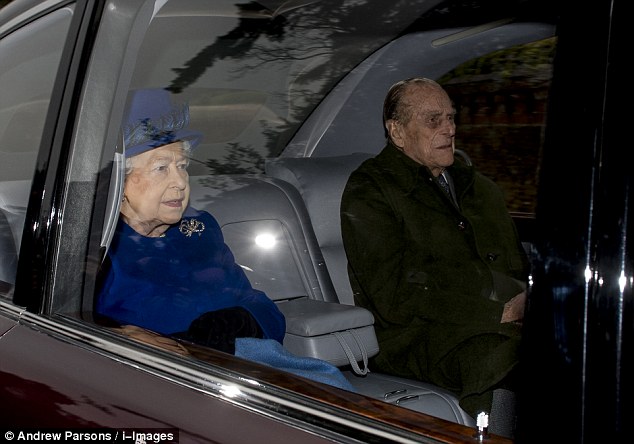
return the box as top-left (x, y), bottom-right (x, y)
top-left (121, 141), bottom-right (190, 236)
top-left (387, 84), bottom-right (456, 176)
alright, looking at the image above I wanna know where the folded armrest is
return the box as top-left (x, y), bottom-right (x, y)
top-left (277, 299), bottom-right (379, 373)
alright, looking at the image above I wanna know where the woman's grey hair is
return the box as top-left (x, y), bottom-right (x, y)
top-left (124, 140), bottom-right (193, 176)
top-left (382, 77), bottom-right (443, 141)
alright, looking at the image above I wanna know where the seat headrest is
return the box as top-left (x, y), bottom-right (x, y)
top-left (265, 153), bottom-right (373, 246)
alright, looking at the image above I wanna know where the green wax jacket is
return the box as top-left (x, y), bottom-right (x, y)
top-left (341, 143), bottom-right (529, 396)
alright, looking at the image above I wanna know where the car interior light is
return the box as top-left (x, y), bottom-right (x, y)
top-left (255, 233), bottom-right (277, 249)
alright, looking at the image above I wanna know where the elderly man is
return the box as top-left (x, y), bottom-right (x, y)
top-left (341, 78), bottom-right (529, 437)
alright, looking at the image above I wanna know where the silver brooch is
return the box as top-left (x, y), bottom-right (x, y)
top-left (179, 218), bottom-right (205, 237)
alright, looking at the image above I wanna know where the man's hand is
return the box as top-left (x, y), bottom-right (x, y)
top-left (501, 291), bottom-right (527, 323)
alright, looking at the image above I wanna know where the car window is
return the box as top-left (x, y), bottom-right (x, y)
top-left (0, 4), bottom-right (74, 299)
top-left (52, 0), bottom-right (559, 437)
top-left (124, 0), bottom-right (554, 213)
top-left (286, 24), bottom-right (555, 218)
top-left (89, 0), bottom-right (555, 389)
top-left (127, 0), bottom-right (443, 177)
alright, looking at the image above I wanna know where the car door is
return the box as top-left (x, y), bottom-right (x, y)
top-left (519, 1), bottom-right (631, 443)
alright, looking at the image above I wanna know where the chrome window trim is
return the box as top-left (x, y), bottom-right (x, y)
top-left (0, 299), bottom-right (25, 322)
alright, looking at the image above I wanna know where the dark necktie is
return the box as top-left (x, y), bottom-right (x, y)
top-left (438, 173), bottom-right (451, 196)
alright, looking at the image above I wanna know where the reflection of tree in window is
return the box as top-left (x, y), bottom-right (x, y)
top-left (203, 143), bottom-right (265, 175)
top-left (166, 0), bottom-right (436, 175)
top-left (167, 2), bottom-right (286, 95)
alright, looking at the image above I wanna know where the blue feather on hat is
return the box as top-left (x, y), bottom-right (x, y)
top-left (122, 88), bottom-right (202, 157)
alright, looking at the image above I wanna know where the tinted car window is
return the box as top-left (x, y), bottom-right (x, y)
top-left (0, 5), bottom-right (74, 298)
top-left (123, 0), bottom-right (555, 214)
top-left (50, 0), bottom-right (559, 436)
top-left (128, 0), bottom-right (445, 176)
top-left (86, 0), bottom-right (555, 394)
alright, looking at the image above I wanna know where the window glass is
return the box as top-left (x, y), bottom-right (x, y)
top-left (94, 0), bottom-right (559, 364)
top-left (129, 0), bottom-right (441, 176)
top-left (125, 0), bottom-right (555, 211)
top-left (440, 37), bottom-right (556, 215)
top-left (112, 0), bottom-right (466, 304)
top-left (0, 5), bottom-right (74, 298)
top-left (78, 0), bottom-right (558, 433)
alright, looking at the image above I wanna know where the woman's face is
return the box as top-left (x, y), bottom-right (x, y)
top-left (121, 142), bottom-right (190, 237)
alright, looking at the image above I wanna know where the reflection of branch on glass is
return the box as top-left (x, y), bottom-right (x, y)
top-left (200, 118), bottom-right (294, 176)
top-left (169, 0), bottom-right (461, 173)
top-left (196, 176), bottom-right (256, 199)
top-left (204, 143), bottom-right (265, 175)
top-left (167, 3), bottom-right (286, 94)
top-left (168, 0), bottom-right (419, 93)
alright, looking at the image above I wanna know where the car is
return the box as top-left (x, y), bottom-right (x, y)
top-left (0, 0), bottom-right (628, 442)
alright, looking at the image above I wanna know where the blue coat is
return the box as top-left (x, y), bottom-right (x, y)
top-left (96, 209), bottom-right (286, 343)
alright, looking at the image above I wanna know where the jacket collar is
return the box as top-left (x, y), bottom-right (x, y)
top-left (378, 142), bottom-right (474, 195)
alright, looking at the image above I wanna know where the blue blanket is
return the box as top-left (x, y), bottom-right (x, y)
top-left (236, 338), bottom-right (356, 392)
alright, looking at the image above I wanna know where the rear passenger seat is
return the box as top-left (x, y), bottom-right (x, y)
top-left (188, 175), bottom-right (379, 371)
top-left (265, 153), bottom-right (373, 306)
top-left (188, 156), bottom-right (475, 427)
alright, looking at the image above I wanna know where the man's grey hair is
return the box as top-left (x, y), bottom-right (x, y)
top-left (382, 77), bottom-right (443, 141)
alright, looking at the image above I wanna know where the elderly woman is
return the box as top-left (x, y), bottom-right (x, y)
top-left (96, 89), bottom-right (353, 391)
top-left (95, 89), bottom-right (286, 353)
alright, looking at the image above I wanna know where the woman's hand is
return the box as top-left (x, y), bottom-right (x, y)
top-left (183, 307), bottom-right (263, 354)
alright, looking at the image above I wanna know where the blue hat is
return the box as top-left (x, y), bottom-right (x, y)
top-left (122, 88), bottom-right (202, 157)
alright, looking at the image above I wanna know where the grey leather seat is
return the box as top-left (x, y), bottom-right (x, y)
top-left (187, 175), bottom-right (379, 371)
top-left (265, 153), bottom-right (373, 306)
